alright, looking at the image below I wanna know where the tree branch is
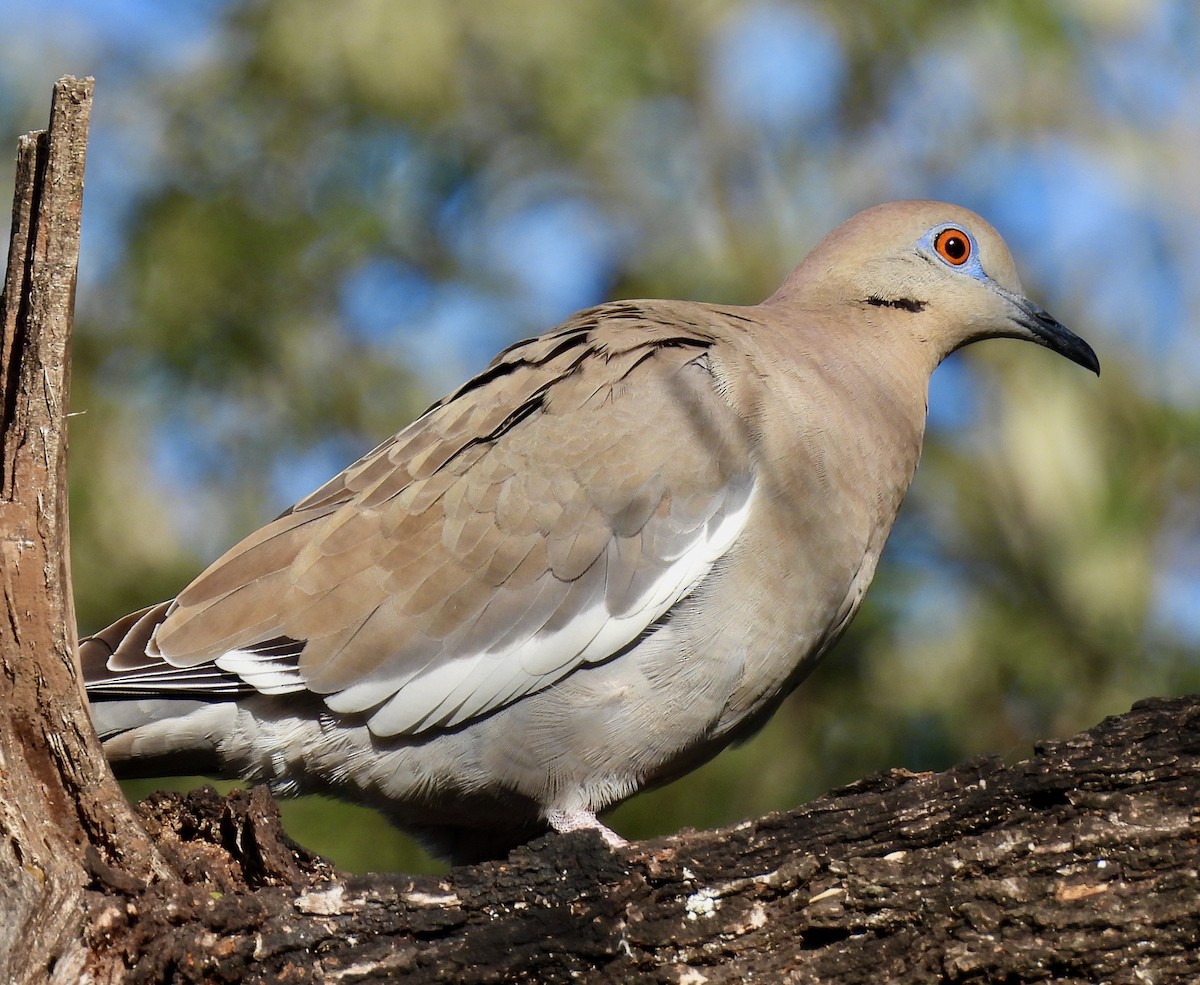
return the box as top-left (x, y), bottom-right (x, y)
top-left (89, 694), bottom-right (1200, 983)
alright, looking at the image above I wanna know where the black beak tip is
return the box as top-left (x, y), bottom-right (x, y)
top-left (1080, 344), bottom-right (1101, 377)
top-left (1065, 336), bottom-right (1101, 376)
top-left (1023, 303), bottom-right (1100, 376)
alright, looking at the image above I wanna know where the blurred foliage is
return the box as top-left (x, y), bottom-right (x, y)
top-left (4, 0), bottom-right (1200, 874)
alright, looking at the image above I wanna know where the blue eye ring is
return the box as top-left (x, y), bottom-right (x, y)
top-left (934, 227), bottom-right (971, 266)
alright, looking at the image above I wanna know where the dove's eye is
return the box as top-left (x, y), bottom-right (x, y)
top-left (934, 228), bottom-right (971, 266)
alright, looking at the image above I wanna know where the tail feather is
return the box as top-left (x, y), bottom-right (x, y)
top-left (91, 697), bottom-right (233, 779)
top-left (79, 600), bottom-right (173, 673)
top-left (81, 600), bottom-right (252, 700)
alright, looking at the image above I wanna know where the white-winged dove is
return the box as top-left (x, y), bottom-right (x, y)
top-left (82, 201), bottom-right (1099, 862)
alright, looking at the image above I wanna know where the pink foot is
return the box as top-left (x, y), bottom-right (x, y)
top-left (546, 808), bottom-right (628, 848)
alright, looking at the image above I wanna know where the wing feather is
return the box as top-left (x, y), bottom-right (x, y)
top-left (87, 305), bottom-right (759, 737)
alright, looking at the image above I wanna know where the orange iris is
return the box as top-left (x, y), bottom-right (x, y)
top-left (934, 228), bottom-right (971, 265)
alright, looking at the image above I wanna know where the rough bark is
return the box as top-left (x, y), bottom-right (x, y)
top-left (5, 78), bottom-right (1200, 985)
top-left (0, 77), bottom-right (162, 985)
top-left (82, 694), bottom-right (1200, 984)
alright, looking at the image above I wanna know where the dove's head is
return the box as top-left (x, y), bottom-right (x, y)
top-left (770, 200), bottom-right (1099, 374)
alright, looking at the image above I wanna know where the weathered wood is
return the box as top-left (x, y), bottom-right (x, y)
top-left (0, 76), bottom-right (162, 985)
top-left (87, 694), bottom-right (1200, 984)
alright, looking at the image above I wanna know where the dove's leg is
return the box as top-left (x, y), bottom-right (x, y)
top-left (546, 808), bottom-right (628, 848)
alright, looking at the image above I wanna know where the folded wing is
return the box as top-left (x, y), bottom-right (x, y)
top-left (83, 305), bottom-right (757, 737)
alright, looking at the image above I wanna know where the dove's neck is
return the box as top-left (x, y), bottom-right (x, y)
top-left (708, 302), bottom-right (934, 524)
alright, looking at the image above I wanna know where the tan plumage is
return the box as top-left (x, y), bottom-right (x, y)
top-left (82, 201), bottom-right (1098, 862)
